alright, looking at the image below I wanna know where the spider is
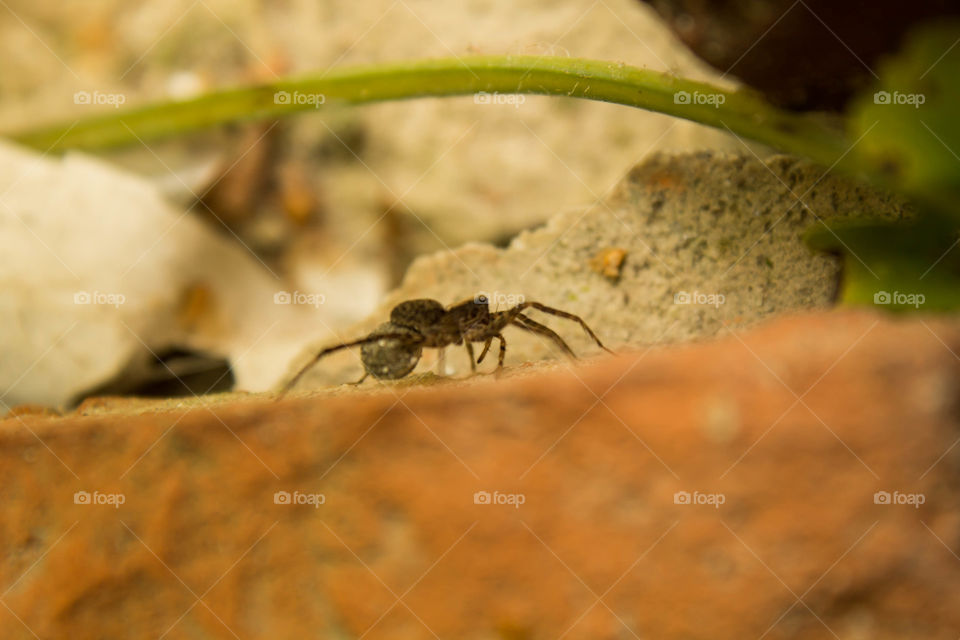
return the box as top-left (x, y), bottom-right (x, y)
top-left (279, 294), bottom-right (614, 394)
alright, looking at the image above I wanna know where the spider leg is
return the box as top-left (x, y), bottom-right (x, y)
top-left (278, 332), bottom-right (416, 398)
top-left (512, 313), bottom-right (576, 359)
top-left (477, 338), bottom-right (493, 364)
top-left (464, 340), bottom-right (477, 373)
top-left (519, 302), bottom-right (614, 354)
top-left (495, 333), bottom-right (506, 369)
top-left (436, 347), bottom-right (446, 375)
top-left (349, 372), bottom-right (369, 385)
top-left (476, 334), bottom-right (507, 371)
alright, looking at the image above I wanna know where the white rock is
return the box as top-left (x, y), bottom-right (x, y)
top-left (0, 141), bottom-right (325, 407)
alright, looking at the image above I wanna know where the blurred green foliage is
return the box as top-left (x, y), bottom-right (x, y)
top-left (848, 23), bottom-right (960, 218)
top-left (807, 22), bottom-right (960, 312)
top-left (805, 216), bottom-right (960, 311)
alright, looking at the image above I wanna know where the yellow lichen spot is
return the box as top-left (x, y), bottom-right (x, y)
top-left (590, 247), bottom-right (628, 281)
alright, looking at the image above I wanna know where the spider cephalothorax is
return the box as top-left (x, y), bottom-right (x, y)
top-left (280, 294), bottom-right (612, 393)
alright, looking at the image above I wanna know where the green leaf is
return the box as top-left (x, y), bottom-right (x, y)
top-left (6, 56), bottom-right (849, 167)
top-left (848, 22), bottom-right (960, 219)
top-left (804, 215), bottom-right (960, 311)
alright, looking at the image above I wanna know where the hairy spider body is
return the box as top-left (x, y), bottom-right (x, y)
top-left (279, 294), bottom-right (613, 394)
top-left (388, 299), bottom-right (451, 347)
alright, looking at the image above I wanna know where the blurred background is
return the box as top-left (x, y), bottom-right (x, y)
top-left (0, 0), bottom-right (744, 407)
top-left (3, 4), bottom-right (960, 640)
top-left (1, 0), bottom-right (953, 408)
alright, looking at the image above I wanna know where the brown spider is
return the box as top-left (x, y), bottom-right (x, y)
top-left (279, 293), bottom-right (613, 394)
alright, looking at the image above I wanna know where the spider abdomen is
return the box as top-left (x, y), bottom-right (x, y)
top-left (360, 322), bottom-right (423, 379)
top-left (390, 299), bottom-right (446, 330)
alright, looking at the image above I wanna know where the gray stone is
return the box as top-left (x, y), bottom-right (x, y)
top-left (287, 151), bottom-right (911, 389)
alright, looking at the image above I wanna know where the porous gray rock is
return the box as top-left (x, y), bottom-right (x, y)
top-left (288, 151), bottom-right (910, 389)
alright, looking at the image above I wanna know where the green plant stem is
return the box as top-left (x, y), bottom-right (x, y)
top-left (9, 56), bottom-right (851, 170)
